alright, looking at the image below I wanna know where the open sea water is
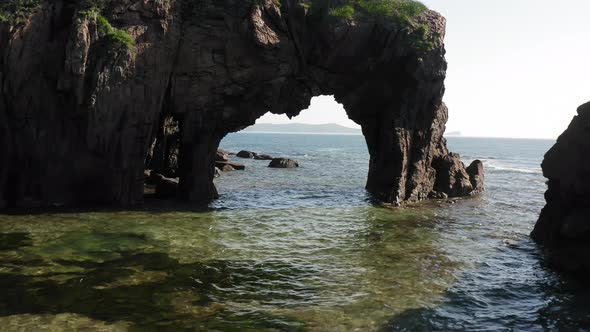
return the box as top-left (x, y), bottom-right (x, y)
top-left (0, 133), bottom-right (589, 331)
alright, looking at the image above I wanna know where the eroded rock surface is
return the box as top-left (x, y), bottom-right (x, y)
top-left (0, 0), bottom-right (482, 208)
top-left (532, 101), bottom-right (590, 274)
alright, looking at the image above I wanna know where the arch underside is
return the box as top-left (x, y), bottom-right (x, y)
top-left (0, 0), bottom-right (483, 209)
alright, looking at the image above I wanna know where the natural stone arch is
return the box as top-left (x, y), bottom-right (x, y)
top-left (0, 0), bottom-right (482, 209)
top-left (164, 0), bottom-right (482, 204)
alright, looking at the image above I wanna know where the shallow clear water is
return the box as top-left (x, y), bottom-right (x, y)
top-left (0, 134), bottom-right (589, 331)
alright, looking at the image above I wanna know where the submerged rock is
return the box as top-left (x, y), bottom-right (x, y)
top-left (268, 158), bottom-right (299, 168)
top-left (221, 165), bottom-right (235, 172)
top-left (532, 101), bottom-right (590, 275)
top-left (254, 154), bottom-right (273, 160)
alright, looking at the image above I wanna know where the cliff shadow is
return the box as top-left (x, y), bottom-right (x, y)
top-left (378, 238), bottom-right (590, 331)
top-left (0, 249), bottom-right (310, 330)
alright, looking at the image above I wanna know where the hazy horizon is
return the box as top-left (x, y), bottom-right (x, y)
top-left (258, 0), bottom-right (590, 140)
top-left (238, 122), bottom-right (556, 140)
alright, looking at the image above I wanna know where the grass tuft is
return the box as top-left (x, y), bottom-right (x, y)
top-left (108, 28), bottom-right (136, 49)
top-left (329, 5), bottom-right (355, 19)
top-left (91, 13), bottom-right (135, 50)
top-left (356, 0), bottom-right (427, 22)
top-left (314, 0), bottom-right (436, 51)
top-left (96, 14), bottom-right (113, 36)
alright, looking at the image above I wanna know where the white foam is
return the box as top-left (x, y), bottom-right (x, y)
top-left (482, 160), bottom-right (541, 175)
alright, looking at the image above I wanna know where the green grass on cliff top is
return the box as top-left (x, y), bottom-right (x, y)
top-left (327, 0), bottom-right (427, 22)
top-left (324, 0), bottom-right (435, 51)
top-left (1, 0), bottom-right (134, 51)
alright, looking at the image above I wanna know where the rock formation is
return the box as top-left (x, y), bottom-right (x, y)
top-left (0, 0), bottom-right (483, 209)
top-left (269, 158), bottom-right (299, 168)
top-left (532, 101), bottom-right (590, 274)
top-left (236, 150), bottom-right (257, 159)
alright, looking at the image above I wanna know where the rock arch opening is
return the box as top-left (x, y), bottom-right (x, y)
top-left (210, 95), bottom-right (368, 205)
top-left (255, 95), bottom-right (360, 131)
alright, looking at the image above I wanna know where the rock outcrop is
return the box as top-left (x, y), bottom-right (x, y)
top-left (532, 101), bottom-right (590, 274)
top-left (0, 0), bottom-right (482, 209)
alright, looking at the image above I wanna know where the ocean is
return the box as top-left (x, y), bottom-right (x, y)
top-left (0, 133), bottom-right (588, 331)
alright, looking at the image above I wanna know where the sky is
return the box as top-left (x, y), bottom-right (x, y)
top-left (258, 0), bottom-right (590, 139)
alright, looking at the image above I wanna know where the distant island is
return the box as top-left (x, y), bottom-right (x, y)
top-left (241, 123), bottom-right (362, 134)
top-left (445, 131), bottom-right (462, 137)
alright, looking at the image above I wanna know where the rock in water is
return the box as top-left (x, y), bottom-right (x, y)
top-left (532, 101), bottom-right (590, 275)
top-left (221, 165), bottom-right (235, 172)
top-left (466, 160), bottom-right (485, 193)
top-left (0, 0), bottom-right (482, 208)
top-left (215, 150), bottom-right (229, 162)
top-left (215, 161), bottom-right (245, 171)
top-left (431, 153), bottom-right (474, 197)
top-left (254, 154), bottom-right (273, 160)
top-left (214, 167), bottom-right (222, 178)
top-left (269, 158), bottom-right (299, 168)
top-left (236, 150), bottom-right (256, 159)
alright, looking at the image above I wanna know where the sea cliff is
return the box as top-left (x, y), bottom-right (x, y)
top-left (532, 101), bottom-right (590, 275)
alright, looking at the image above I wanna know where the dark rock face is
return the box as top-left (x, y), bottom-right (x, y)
top-left (532, 102), bottom-right (590, 274)
top-left (145, 173), bottom-right (165, 186)
top-left (155, 177), bottom-right (179, 199)
top-left (0, 0), bottom-right (482, 208)
top-left (432, 153), bottom-right (473, 198)
top-left (269, 158), bottom-right (299, 168)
